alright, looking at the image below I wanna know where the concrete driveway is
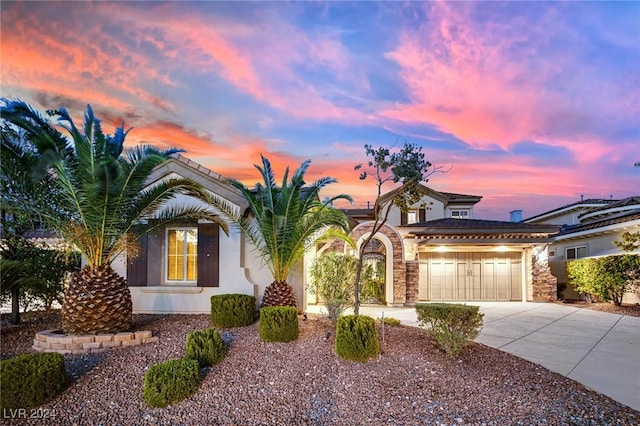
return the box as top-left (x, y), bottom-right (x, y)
top-left (306, 302), bottom-right (640, 411)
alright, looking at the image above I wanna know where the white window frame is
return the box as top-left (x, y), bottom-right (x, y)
top-left (406, 210), bottom-right (418, 224)
top-left (165, 227), bottom-right (198, 284)
top-left (566, 245), bottom-right (587, 260)
top-left (450, 209), bottom-right (470, 219)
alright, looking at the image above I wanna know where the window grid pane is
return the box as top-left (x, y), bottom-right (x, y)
top-left (167, 228), bottom-right (198, 282)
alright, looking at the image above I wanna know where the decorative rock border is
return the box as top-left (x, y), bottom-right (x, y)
top-left (33, 330), bottom-right (158, 354)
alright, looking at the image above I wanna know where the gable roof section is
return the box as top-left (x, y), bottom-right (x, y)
top-left (554, 209), bottom-right (640, 241)
top-left (147, 154), bottom-right (247, 207)
top-left (523, 199), bottom-right (616, 223)
top-left (341, 186), bottom-right (482, 220)
top-left (404, 218), bottom-right (560, 244)
top-left (416, 185), bottom-right (482, 205)
top-left (438, 190), bottom-right (483, 205)
top-left (577, 196), bottom-right (640, 221)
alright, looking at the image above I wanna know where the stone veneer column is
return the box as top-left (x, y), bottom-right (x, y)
top-left (405, 261), bottom-right (419, 306)
top-left (531, 245), bottom-right (558, 302)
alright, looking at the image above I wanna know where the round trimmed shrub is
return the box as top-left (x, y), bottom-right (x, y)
top-left (1, 352), bottom-right (69, 410)
top-left (143, 358), bottom-right (201, 408)
top-left (259, 306), bottom-right (299, 342)
top-left (335, 315), bottom-right (379, 362)
top-left (184, 328), bottom-right (227, 368)
top-left (210, 294), bottom-right (256, 327)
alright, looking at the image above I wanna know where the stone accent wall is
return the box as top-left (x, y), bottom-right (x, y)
top-left (350, 223), bottom-right (406, 306)
top-left (405, 260), bottom-right (419, 306)
top-left (531, 245), bottom-right (558, 302)
top-left (33, 330), bottom-right (158, 354)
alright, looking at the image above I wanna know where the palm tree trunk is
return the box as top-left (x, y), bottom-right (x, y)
top-left (10, 286), bottom-right (20, 325)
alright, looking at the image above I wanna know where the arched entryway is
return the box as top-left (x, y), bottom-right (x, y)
top-left (361, 238), bottom-right (387, 304)
top-left (351, 223), bottom-right (407, 306)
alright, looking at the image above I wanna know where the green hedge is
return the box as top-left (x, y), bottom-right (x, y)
top-left (0, 352), bottom-right (69, 410)
top-left (210, 294), bottom-right (256, 327)
top-left (378, 316), bottom-right (401, 327)
top-left (184, 328), bottom-right (228, 368)
top-left (415, 303), bottom-right (483, 357)
top-left (143, 359), bottom-right (201, 408)
top-left (566, 254), bottom-right (640, 306)
top-left (259, 306), bottom-right (299, 342)
top-left (335, 315), bottom-right (379, 362)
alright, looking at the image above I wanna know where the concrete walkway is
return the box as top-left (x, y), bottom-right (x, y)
top-left (306, 302), bottom-right (640, 411)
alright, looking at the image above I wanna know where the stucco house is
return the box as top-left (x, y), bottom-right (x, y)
top-left (117, 155), bottom-right (295, 314)
top-left (120, 156), bottom-right (565, 313)
top-left (523, 196), bottom-right (640, 302)
top-left (316, 186), bottom-right (561, 307)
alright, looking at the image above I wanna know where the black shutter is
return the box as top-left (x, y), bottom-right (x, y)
top-left (400, 212), bottom-right (408, 225)
top-left (419, 208), bottom-right (426, 222)
top-left (197, 223), bottom-right (219, 287)
top-left (127, 233), bottom-right (148, 286)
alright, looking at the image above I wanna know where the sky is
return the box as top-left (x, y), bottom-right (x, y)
top-left (1, 1), bottom-right (639, 220)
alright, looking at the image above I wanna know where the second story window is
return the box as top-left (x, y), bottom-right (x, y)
top-left (401, 208), bottom-right (426, 225)
top-left (451, 210), bottom-right (470, 219)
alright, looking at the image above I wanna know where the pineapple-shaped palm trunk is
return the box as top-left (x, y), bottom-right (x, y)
top-left (261, 281), bottom-right (297, 309)
top-left (62, 265), bottom-right (132, 334)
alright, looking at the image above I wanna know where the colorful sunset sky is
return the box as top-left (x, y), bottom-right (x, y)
top-left (2, 1), bottom-right (639, 220)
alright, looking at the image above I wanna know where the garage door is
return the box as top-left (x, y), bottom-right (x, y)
top-left (418, 252), bottom-right (522, 301)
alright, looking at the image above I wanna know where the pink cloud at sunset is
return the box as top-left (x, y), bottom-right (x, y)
top-left (1, 1), bottom-right (638, 219)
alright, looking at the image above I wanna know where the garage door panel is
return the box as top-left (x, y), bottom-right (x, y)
top-left (429, 261), bottom-right (443, 300)
top-left (483, 261), bottom-right (496, 300)
top-left (496, 260), bottom-right (510, 300)
top-left (456, 262), bottom-right (467, 300)
top-left (443, 261), bottom-right (456, 300)
top-left (471, 262), bottom-right (482, 299)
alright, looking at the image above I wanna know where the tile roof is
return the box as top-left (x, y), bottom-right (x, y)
top-left (404, 218), bottom-right (560, 236)
top-left (556, 209), bottom-right (640, 237)
top-left (523, 198), bottom-right (617, 222)
top-left (438, 191), bottom-right (483, 203)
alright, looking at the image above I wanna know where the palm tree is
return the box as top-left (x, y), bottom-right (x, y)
top-left (1, 99), bottom-right (227, 334)
top-left (213, 155), bottom-right (352, 308)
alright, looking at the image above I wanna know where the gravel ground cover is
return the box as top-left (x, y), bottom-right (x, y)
top-left (556, 301), bottom-right (640, 318)
top-left (1, 311), bottom-right (638, 425)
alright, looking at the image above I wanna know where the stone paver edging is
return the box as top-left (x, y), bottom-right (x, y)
top-left (33, 329), bottom-right (158, 354)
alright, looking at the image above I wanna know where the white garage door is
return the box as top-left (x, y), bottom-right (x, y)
top-left (418, 252), bottom-right (522, 301)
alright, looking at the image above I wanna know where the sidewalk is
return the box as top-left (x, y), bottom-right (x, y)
top-left (305, 302), bottom-right (640, 411)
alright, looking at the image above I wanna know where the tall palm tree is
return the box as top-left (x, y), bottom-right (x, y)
top-left (213, 155), bottom-right (352, 308)
top-left (1, 99), bottom-right (227, 334)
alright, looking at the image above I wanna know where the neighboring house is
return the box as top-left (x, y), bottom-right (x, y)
top-left (117, 155), bottom-right (284, 313)
top-left (524, 196), bottom-right (640, 302)
top-left (317, 186), bottom-right (561, 307)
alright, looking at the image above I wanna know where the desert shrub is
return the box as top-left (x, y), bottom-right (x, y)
top-left (335, 315), bottom-right (379, 362)
top-left (0, 352), bottom-right (69, 410)
top-left (143, 359), bottom-right (201, 408)
top-left (0, 238), bottom-right (80, 312)
top-left (309, 252), bottom-right (373, 323)
top-left (184, 328), bottom-right (228, 368)
top-left (259, 306), bottom-right (299, 342)
top-left (566, 255), bottom-right (640, 306)
top-left (378, 316), bottom-right (401, 326)
top-left (416, 303), bottom-right (483, 358)
top-left (210, 294), bottom-right (256, 327)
